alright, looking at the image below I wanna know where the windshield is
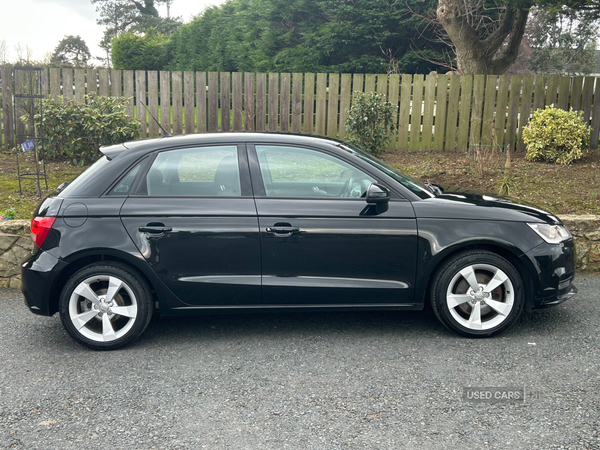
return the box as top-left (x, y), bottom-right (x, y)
top-left (339, 144), bottom-right (435, 199)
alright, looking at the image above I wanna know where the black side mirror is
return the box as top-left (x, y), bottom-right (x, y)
top-left (366, 183), bottom-right (390, 204)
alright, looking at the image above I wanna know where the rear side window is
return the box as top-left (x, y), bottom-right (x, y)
top-left (143, 146), bottom-right (240, 197)
top-left (107, 163), bottom-right (142, 196)
top-left (58, 156), bottom-right (111, 197)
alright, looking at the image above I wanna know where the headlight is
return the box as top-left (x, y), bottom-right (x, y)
top-left (527, 223), bottom-right (572, 244)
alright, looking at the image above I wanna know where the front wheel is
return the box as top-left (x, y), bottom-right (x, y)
top-left (59, 263), bottom-right (153, 350)
top-left (431, 251), bottom-right (525, 337)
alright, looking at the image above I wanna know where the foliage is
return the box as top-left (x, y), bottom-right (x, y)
top-left (524, 8), bottom-right (598, 75)
top-left (51, 35), bottom-right (91, 67)
top-left (0, 208), bottom-right (17, 219)
top-left (522, 105), bottom-right (590, 165)
top-left (167, 0), bottom-right (447, 74)
top-left (345, 92), bottom-right (397, 156)
top-left (112, 30), bottom-right (170, 70)
top-left (28, 95), bottom-right (140, 165)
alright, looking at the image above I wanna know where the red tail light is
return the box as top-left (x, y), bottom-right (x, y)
top-left (31, 217), bottom-right (56, 248)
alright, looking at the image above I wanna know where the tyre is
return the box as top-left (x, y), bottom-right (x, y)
top-left (431, 251), bottom-right (525, 337)
top-left (59, 263), bottom-right (153, 350)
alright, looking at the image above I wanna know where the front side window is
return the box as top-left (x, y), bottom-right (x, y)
top-left (144, 146), bottom-right (240, 196)
top-left (255, 145), bottom-right (375, 198)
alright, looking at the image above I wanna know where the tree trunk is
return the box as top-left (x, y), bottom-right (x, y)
top-left (437, 0), bottom-right (529, 75)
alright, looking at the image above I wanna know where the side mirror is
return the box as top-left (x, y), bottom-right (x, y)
top-left (366, 183), bottom-right (390, 204)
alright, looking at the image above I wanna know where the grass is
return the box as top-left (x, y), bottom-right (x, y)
top-left (0, 144), bottom-right (597, 219)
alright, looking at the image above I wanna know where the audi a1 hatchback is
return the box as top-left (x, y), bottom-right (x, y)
top-left (22, 133), bottom-right (577, 350)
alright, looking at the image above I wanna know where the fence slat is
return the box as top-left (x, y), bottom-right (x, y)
top-left (339, 74), bottom-right (353, 142)
top-left (303, 73), bottom-right (314, 134)
top-left (41, 68), bottom-right (48, 100)
top-left (377, 74), bottom-right (387, 97)
top-left (160, 71), bottom-right (171, 133)
top-left (147, 71), bottom-right (159, 137)
top-left (410, 74), bottom-right (424, 151)
top-left (444, 75), bottom-right (460, 151)
top-left (545, 76), bottom-right (559, 106)
top-left (62, 68), bottom-right (73, 100)
top-left (1, 67), bottom-right (13, 146)
top-left (49, 68), bottom-right (61, 100)
top-left (86, 68), bottom-right (97, 97)
top-left (171, 72), bottom-right (183, 134)
top-left (268, 73), bottom-right (278, 132)
top-left (123, 71), bottom-right (134, 117)
top-left (397, 74), bottom-right (412, 151)
top-left (517, 75), bottom-right (534, 152)
top-left (74, 69), bottom-right (85, 103)
top-left (292, 73), bottom-right (302, 133)
top-left (470, 75), bottom-right (487, 148)
top-left (481, 75), bottom-right (497, 145)
top-left (135, 70), bottom-right (147, 138)
top-left (506, 76), bottom-right (521, 152)
top-left (256, 73), bottom-right (266, 132)
top-left (232, 72), bottom-right (242, 132)
top-left (208, 72), bottom-right (218, 132)
top-left (385, 74), bottom-right (399, 150)
top-left (111, 69), bottom-right (121, 98)
top-left (494, 75), bottom-right (510, 147)
top-left (364, 74), bottom-right (376, 93)
top-left (582, 77), bottom-right (595, 126)
top-left (315, 73), bottom-right (327, 136)
top-left (197, 72), bottom-right (207, 132)
top-left (557, 77), bottom-right (570, 110)
top-left (590, 82), bottom-right (600, 149)
top-left (98, 69), bottom-right (109, 97)
top-left (280, 73), bottom-right (290, 133)
top-left (532, 76), bottom-right (545, 112)
top-left (327, 73), bottom-right (339, 138)
top-left (570, 77), bottom-right (583, 111)
top-left (219, 72), bottom-right (230, 132)
top-left (457, 75), bottom-right (473, 152)
top-left (421, 74), bottom-right (436, 152)
top-left (244, 72), bottom-right (254, 131)
top-left (352, 74), bottom-right (364, 93)
top-left (432, 75), bottom-right (448, 152)
top-left (184, 71), bottom-right (195, 134)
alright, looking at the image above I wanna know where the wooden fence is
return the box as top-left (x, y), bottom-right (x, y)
top-left (2, 66), bottom-right (600, 151)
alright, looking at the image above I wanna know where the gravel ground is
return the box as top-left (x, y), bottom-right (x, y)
top-left (1, 275), bottom-right (599, 450)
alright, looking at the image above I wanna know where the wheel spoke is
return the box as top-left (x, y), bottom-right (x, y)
top-left (110, 305), bottom-right (137, 318)
top-left (485, 299), bottom-right (512, 316)
top-left (459, 266), bottom-right (481, 292)
top-left (447, 294), bottom-right (472, 309)
top-left (467, 302), bottom-right (482, 329)
top-left (105, 277), bottom-right (124, 304)
top-left (73, 282), bottom-right (100, 306)
top-left (72, 310), bottom-right (100, 330)
top-left (102, 314), bottom-right (117, 341)
top-left (483, 269), bottom-right (508, 294)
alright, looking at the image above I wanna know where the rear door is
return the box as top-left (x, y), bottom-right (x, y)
top-left (248, 143), bottom-right (419, 307)
top-left (120, 144), bottom-right (261, 306)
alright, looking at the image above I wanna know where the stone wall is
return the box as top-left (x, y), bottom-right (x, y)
top-left (1, 216), bottom-right (599, 290)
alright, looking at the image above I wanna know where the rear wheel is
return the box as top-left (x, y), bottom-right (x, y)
top-left (59, 263), bottom-right (153, 350)
top-left (431, 251), bottom-right (525, 337)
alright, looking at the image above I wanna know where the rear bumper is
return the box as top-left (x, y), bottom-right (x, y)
top-left (22, 250), bottom-right (66, 316)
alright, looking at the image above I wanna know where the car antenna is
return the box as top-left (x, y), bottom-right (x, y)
top-left (139, 99), bottom-right (172, 137)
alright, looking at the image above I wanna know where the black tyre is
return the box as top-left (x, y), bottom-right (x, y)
top-left (431, 251), bottom-right (525, 337)
top-left (59, 263), bottom-right (153, 350)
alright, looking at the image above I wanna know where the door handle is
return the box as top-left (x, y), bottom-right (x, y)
top-left (139, 225), bottom-right (172, 233)
top-left (266, 226), bottom-right (300, 234)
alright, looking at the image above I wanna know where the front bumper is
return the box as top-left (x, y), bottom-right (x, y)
top-left (22, 249), bottom-right (67, 316)
top-left (524, 238), bottom-right (577, 309)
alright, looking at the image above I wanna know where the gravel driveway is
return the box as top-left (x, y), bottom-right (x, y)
top-left (1, 275), bottom-right (599, 450)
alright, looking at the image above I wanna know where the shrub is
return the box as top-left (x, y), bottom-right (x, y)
top-left (522, 105), bottom-right (590, 165)
top-left (345, 91), bottom-right (397, 155)
top-left (31, 95), bottom-right (140, 165)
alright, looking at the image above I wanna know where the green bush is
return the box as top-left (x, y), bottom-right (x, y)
top-left (345, 91), bottom-right (397, 155)
top-left (522, 105), bottom-right (590, 165)
top-left (31, 95), bottom-right (140, 165)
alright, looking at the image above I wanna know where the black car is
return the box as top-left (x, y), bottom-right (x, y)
top-left (22, 133), bottom-right (577, 350)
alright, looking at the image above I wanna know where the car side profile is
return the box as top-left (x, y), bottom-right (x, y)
top-left (22, 133), bottom-right (577, 350)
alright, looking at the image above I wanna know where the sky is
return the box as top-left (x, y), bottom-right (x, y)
top-left (0, 0), bottom-right (225, 64)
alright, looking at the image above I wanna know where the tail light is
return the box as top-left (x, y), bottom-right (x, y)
top-left (31, 217), bottom-right (56, 248)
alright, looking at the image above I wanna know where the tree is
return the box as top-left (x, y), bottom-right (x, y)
top-left (524, 8), bottom-right (598, 75)
top-left (112, 30), bottom-right (169, 69)
top-left (51, 35), bottom-right (91, 67)
top-left (167, 0), bottom-right (448, 74)
top-left (91, 0), bottom-right (181, 63)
